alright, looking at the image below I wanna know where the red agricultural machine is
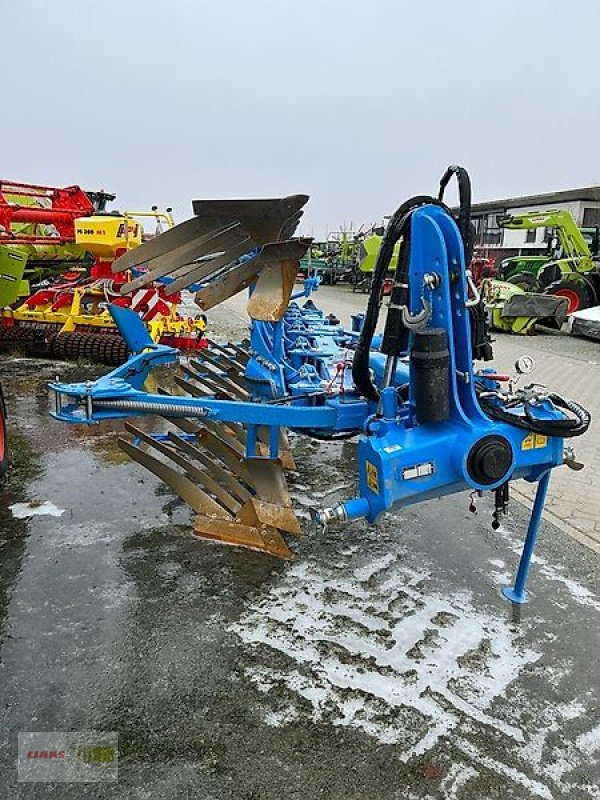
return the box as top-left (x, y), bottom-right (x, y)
top-left (0, 180), bottom-right (207, 365)
top-left (470, 255), bottom-right (497, 285)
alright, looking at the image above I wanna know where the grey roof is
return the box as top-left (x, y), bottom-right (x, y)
top-left (465, 186), bottom-right (600, 214)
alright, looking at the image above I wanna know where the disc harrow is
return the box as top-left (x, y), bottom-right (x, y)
top-left (0, 183), bottom-right (206, 364)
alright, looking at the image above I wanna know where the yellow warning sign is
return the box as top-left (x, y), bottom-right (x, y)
top-left (366, 460), bottom-right (379, 494)
top-left (521, 433), bottom-right (548, 451)
top-left (522, 433), bottom-right (534, 451)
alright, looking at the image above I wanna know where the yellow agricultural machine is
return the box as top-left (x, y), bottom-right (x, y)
top-left (0, 181), bottom-right (207, 363)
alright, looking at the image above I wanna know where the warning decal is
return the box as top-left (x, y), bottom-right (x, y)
top-left (366, 460), bottom-right (379, 494)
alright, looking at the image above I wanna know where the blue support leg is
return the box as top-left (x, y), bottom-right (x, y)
top-left (502, 470), bottom-right (551, 604)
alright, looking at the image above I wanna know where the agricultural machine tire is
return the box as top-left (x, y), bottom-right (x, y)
top-left (0, 324), bottom-right (55, 356)
top-left (351, 275), bottom-right (366, 293)
top-left (546, 278), bottom-right (598, 314)
top-left (0, 383), bottom-right (8, 479)
top-left (51, 332), bottom-right (129, 366)
top-left (508, 272), bottom-right (539, 292)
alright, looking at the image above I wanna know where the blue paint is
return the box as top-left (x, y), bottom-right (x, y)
top-left (108, 303), bottom-right (154, 353)
top-left (502, 470), bottom-right (551, 604)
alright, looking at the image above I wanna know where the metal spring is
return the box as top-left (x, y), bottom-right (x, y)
top-left (94, 399), bottom-right (208, 417)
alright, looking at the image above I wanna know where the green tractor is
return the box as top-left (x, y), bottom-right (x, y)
top-left (496, 210), bottom-right (600, 312)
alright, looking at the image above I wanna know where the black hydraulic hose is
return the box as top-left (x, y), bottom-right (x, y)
top-left (478, 391), bottom-right (591, 438)
top-left (439, 164), bottom-right (493, 360)
top-left (353, 166), bottom-right (474, 402)
top-left (352, 195), bottom-right (438, 402)
top-left (438, 165), bottom-right (473, 263)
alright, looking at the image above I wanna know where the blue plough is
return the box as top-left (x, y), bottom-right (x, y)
top-left (49, 169), bottom-right (590, 602)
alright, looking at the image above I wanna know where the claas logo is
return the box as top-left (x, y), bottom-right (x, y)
top-left (27, 750), bottom-right (65, 759)
top-left (76, 745), bottom-right (115, 764)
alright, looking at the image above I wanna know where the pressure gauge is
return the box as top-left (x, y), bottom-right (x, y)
top-left (515, 355), bottom-right (535, 375)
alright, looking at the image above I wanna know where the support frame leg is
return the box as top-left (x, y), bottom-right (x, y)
top-left (502, 470), bottom-right (551, 604)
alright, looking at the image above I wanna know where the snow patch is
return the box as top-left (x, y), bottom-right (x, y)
top-left (577, 724), bottom-right (600, 755)
top-left (231, 550), bottom-right (540, 758)
top-left (230, 542), bottom-right (598, 798)
top-left (10, 501), bottom-right (64, 519)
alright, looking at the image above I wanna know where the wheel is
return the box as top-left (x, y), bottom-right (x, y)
top-left (0, 383), bottom-right (8, 479)
top-left (507, 272), bottom-right (539, 292)
top-left (545, 279), bottom-right (598, 314)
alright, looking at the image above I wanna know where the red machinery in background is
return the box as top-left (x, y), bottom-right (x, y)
top-left (0, 180), bottom-right (206, 364)
top-left (470, 255), bottom-right (497, 285)
top-left (0, 180), bottom-right (95, 242)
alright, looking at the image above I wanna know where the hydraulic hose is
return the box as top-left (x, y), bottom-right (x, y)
top-left (352, 195), bottom-right (438, 402)
top-left (352, 165), bottom-right (474, 402)
top-left (440, 164), bottom-right (493, 360)
top-left (478, 392), bottom-right (591, 438)
top-left (438, 165), bottom-right (473, 263)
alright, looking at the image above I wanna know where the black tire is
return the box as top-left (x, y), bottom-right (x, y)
top-left (51, 332), bottom-right (128, 366)
top-left (507, 271), bottom-right (539, 291)
top-left (545, 279), bottom-right (598, 314)
top-left (0, 383), bottom-right (8, 479)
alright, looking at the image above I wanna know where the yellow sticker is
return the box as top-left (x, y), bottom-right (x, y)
top-left (522, 433), bottom-right (548, 451)
top-left (521, 433), bottom-right (535, 451)
top-left (366, 460), bottom-right (379, 494)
